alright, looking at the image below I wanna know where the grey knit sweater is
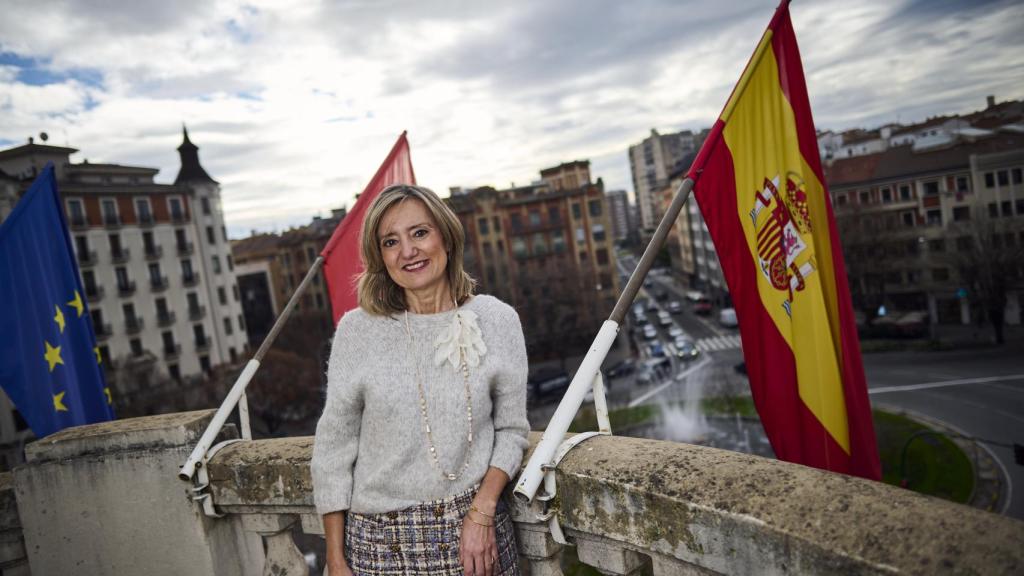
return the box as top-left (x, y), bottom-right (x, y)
top-left (311, 295), bottom-right (529, 516)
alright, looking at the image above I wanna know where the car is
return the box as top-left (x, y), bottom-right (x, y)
top-left (655, 290), bottom-right (669, 301)
top-left (647, 342), bottom-right (666, 358)
top-left (633, 310), bottom-right (648, 326)
top-left (642, 325), bottom-right (658, 339)
top-left (719, 307), bottom-right (738, 327)
top-left (673, 338), bottom-right (700, 361)
top-left (693, 298), bottom-right (713, 315)
top-left (605, 358), bottom-right (637, 379)
top-left (667, 325), bottom-right (685, 339)
top-left (668, 301), bottom-right (683, 314)
top-left (647, 300), bottom-right (659, 312)
top-left (685, 290), bottom-right (706, 302)
top-left (637, 356), bottom-right (672, 384)
top-left (633, 303), bottom-right (645, 316)
top-left (643, 279), bottom-right (654, 288)
top-left (659, 313), bottom-right (673, 326)
top-left (528, 370), bottom-right (571, 400)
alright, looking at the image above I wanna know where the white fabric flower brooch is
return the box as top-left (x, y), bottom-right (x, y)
top-left (434, 310), bottom-right (488, 369)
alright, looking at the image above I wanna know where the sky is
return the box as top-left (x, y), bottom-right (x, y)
top-left (1, 0), bottom-right (1022, 238)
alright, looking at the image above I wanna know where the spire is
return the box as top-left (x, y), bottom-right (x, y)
top-left (174, 124), bottom-right (217, 185)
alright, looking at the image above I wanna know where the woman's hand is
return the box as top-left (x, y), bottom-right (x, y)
top-left (459, 507), bottom-right (498, 576)
top-left (325, 558), bottom-right (354, 576)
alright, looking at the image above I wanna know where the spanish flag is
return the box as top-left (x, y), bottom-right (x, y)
top-left (689, 0), bottom-right (880, 479)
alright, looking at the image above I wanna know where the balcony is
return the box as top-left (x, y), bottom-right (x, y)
top-left (156, 311), bottom-right (176, 327)
top-left (176, 242), bottom-right (194, 256)
top-left (188, 305), bottom-right (206, 321)
top-left (144, 245), bottom-right (163, 260)
top-left (103, 214), bottom-right (121, 228)
top-left (150, 276), bottom-right (169, 292)
top-left (171, 212), bottom-right (188, 224)
top-left (182, 272), bottom-right (200, 288)
top-left (94, 322), bottom-right (112, 340)
top-left (69, 215), bottom-right (88, 229)
top-left (195, 337), bottom-right (210, 352)
top-left (84, 285), bottom-right (104, 303)
top-left (77, 250), bottom-right (98, 267)
top-left (163, 344), bottom-right (181, 359)
top-left (117, 281), bottom-right (136, 297)
top-left (138, 213), bottom-right (156, 227)
top-left (124, 317), bottom-right (144, 334)
top-left (3, 412), bottom-right (1020, 575)
top-left (111, 248), bottom-right (131, 264)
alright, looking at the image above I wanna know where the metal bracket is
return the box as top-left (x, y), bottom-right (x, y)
top-left (191, 438), bottom-right (246, 518)
top-left (534, 430), bottom-right (607, 545)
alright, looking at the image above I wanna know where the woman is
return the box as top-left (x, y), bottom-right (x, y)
top-left (311, 184), bottom-right (529, 576)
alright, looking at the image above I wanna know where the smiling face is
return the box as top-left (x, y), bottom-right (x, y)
top-left (377, 198), bottom-right (450, 298)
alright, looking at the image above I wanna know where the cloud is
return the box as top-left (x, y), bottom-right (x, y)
top-left (0, 0), bottom-right (1021, 237)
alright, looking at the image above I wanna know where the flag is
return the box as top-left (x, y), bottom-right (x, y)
top-left (321, 132), bottom-right (416, 323)
top-left (0, 164), bottom-right (115, 438)
top-left (688, 0), bottom-right (880, 479)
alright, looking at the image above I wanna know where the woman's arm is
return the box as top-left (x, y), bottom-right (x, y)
top-left (460, 466), bottom-right (509, 576)
top-left (323, 511), bottom-right (352, 576)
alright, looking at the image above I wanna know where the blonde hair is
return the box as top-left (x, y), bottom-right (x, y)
top-left (357, 184), bottom-right (475, 315)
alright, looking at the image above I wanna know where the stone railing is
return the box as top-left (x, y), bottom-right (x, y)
top-left (7, 410), bottom-right (1024, 575)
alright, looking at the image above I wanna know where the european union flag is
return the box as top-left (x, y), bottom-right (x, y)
top-left (0, 164), bottom-right (114, 438)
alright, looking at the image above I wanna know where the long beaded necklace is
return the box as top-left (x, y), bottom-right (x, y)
top-left (404, 306), bottom-right (474, 482)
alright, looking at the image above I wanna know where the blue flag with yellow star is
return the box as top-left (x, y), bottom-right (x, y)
top-left (0, 164), bottom-right (114, 438)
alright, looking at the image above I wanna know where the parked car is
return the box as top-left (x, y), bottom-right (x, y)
top-left (528, 370), bottom-right (571, 401)
top-left (658, 312), bottom-right (673, 326)
top-left (693, 298), bottom-right (713, 315)
top-left (647, 342), bottom-right (667, 358)
top-left (605, 358), bottom-right (637, 379)
top-left (719, 307), bottom-right (738, 327)
top-left (668, 300), bottom-right (683, 314)
top-left (637, 356), bottom-right (672, 385)
top-left (655, 290), bottom-right (669, 301)
top-left (642, 324), bottom-right (658, 340)
top-left (633, 310), bottom-right (648, 326)
top-left (685, 290), bottom-right (706, 302)
top-left (673, 338), bottom-right (700, 361)
top-left (667, 325), bottom-right (685, 339)
top-left (647, 300), bottom-right (659, 312)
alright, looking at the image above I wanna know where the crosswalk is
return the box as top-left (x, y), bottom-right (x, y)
top-left (694, 334), bottom-right (742, 352)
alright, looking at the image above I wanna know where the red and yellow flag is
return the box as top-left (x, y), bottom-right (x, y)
top-left (688, 0), bottom-right (880, 479)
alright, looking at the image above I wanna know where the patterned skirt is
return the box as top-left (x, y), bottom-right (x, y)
top-left (344, 487), bottom-right (520, 575)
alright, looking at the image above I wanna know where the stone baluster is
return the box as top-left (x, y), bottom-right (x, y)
top-left (514, 522), bottom-right (564, 576)
top-left (574, 533), bottom-right (648, 575)
top-left (240, 514), bottom-right (308, 576)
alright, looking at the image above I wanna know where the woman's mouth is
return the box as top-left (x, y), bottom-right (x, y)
top-left (403, 260), bottom-right (428, 272)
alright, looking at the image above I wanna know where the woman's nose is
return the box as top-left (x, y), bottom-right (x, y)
top-left (400, 241), bottom-right (418, 259)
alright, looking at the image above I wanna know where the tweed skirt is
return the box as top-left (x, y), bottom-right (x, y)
top-left (344, 487), bottom-right (520, 575)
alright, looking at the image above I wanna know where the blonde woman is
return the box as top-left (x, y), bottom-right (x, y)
top-left (312, 184), bottom-right (529, 576)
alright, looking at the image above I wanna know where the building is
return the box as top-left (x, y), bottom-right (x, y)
top-left (449, 161), bottom-right (620, 360)
top-left (657, 165), bottom-right (727, 303)
top-left (604, 189), bottom-right (633, 243)
top-left (826, 132), bottom-right (1024, 328)
top-left (628, 128), bottom-right (708, 233)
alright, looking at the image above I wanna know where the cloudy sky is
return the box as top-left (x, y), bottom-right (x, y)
top-left (1, 0), bottom-right (1022, 237)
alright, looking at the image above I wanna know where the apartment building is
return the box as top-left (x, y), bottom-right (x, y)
top-left (628, 128), bottom-right (708, 232)
top-left (604, 189), bottom-right (633, 243)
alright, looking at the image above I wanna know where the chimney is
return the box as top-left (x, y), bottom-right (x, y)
top-left (987, 95), bottom-right (996, 108)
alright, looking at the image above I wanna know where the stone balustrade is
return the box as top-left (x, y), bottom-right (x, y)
top-left (5, 410), bottom-right (1024, 575)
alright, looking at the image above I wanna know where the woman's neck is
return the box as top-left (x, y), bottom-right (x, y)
top-left (405, 284), bottom-right (455, 314)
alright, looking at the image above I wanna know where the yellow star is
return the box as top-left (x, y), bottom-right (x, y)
top-left (54, 305), bottom-right (66, 333)
top-left (44, 341), bottom-right (64, 372)
top-left (53, 391), bottom-right (68, 412)
top-left (94, 346), bottom-right (102, 364)
top-left (104, 387), bottom-right (113, 405)
top-left (66, 291), bottom-right (84, 318)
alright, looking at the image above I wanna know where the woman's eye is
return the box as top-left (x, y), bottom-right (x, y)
top-left (382, 238), bottom-right (397, 248)
top-left (414, 229), bottom-right (428, 238)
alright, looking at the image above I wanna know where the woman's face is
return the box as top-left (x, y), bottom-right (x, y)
top-left (377, 198), bottom-right (449, 296)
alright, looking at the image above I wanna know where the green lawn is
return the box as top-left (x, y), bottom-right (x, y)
top-left (568, 397), bottom-right (973, 504)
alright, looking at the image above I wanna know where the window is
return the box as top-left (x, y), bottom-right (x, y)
top-left (187, 292), bottom-right (200, 314)
top-left (136, 198), bottom-right (153, 222)
top-left (575, 226), bottom-right (586, 243)
top-left (592, 224), bottom-right (606, 242)
top-left (859, 190), bottom-right (870, 204)
top-left (493, 217), bottom-right (501, 232)
top-left (67, 199), bottom-right (86, 225)
top-left (552, 231), bottom-right (566, 253)
top-left (109, 233), bottom-right (124, 259)
top-left (75, 235), bottom-right (89, 258)
top-left (143, 231), bottom-right (156, 254)
top-left (956, 236), bottom-right (973, 252)
top-left (927, 239), bottom-right (945, 253)
top-left (155, 298), bottom-right (169, 318)
top-left (201, 197), bottom-right (211, 215)
top-left (218, 286), bottom-right (227, 305)
top-left (224, 317), bottom-right (233, 336)
top-left (932, 268), bottom-right (950, 282)
top-left (101, 198), bottom-right (118, 224)
top-left (130, 338), bottom-right (143, 357)
top-left (181, 259), bottom-right (194, 279)
top-left (168, 197), bottom-right (184, 220)
top-left (162, 330), bottom-right (175, 352)
top-left (532, 233), bottom-right (548, 255)
top-left (212, 255), bottom-right (222, 274)
top-left (1001, 201), bottom-right (1012, 217)
top-left (510, 213), bottom-right (522, 232)
top-left (529, 211), bottom-right (541, 227)
top-left (922, 181), bottom-right (939, 196)
top-left (229, 347), bottom-right (238, 363)
top-left (589, 200), bottom-right (603, 217)
top-left (115, 266), bottom-right (130, 290)
top-left (91, 308), bottom-right (105, 332)
top-left (988, 202), bottom-right (999, 218)
top-left (880, 187), bottom-right (892, 203)
top-left (899, 185), bottom-right (912, 201)
top-left (193, 324), bottom-right (207, 347)
top-left (997, 170), bottom-right (1009, 186)
top-left (238, 314), bottom-right (245, 330)
top-left (1013, 168), bottom-right (1022, 185)
top-left (836, 194), bottom-right (847, 206)
top-left (478, 217), bottom-right (489, 235)
top-left (985, 172), bottom-right (995, 188)
top-left (482, 243), bottom-right (492, 258)
top-left (511, 238), bottom-right (528, 258)
top-left (956, 176), bottom-right (969, 193)
top-left (953, 206), bottom-right (970, 221)
top-left (596, 248), bottom-right (609, 265)
top-left (233, 284), bottom-right (240, 301)
top-left (926, 209), bottom-right (942, 226)
top-left (206, 226), bottom-right (216, 244)
top-left (148, 262), bottom-right (162, 283)
top-left (572, 203), bottom-right (582, 219)
top-left (123, 302), bottom-right (136, 321)
top-left (168, 364), bottom-right (181, 382)
top-left (199, 355), bottom-right (211, 373)
top-left (1016, 199), bottom-right (1024, 216)
top-left (548, 206), bottom-right (561, 225)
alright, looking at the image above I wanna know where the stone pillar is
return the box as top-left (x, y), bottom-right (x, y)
top-left (12, 410), bottom-right (262, 576)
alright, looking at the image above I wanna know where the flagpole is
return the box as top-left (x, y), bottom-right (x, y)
top-left (514, 177), bottom-right (695, 502)
top-left (179, 255), bottom-right (325, 481)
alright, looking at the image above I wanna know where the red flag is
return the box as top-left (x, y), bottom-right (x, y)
top-left (321, 132), bottom-right (416, 323)
top-left (688, 0), bottom-right (880, 479)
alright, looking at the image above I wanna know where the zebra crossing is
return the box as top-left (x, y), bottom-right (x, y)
top-left (694, 334), bottom-right (742, 352)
